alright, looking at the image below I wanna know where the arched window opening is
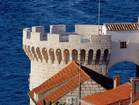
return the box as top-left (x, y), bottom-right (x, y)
top-left (31, 46), bottom-right (38, 61)
top-left (88, 49), bottom-right (93, 65)
top-left (95, 49), bottom-right (101, 65)
top-left (56, 49), bottom-right (62, 64)
top-left (103, 49), bottom-right (109, 64)
top-left (63, 49), bottom-right (70, 64)
top-left (80, 49), bottom-right (86, 64)
top-left (28, 45), bottom-right (34, 60)
top-left (49, 48), bottom-right (55, 64)
top-left (42, 48), bottom-right (48, 63)
top-left (72, 49), bottom-right (78, 62)
top-left (36, 47), bottom-right (43, 62)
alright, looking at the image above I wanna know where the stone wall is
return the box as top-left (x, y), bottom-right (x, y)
top-left (58, 79), bottom-right (106, 105)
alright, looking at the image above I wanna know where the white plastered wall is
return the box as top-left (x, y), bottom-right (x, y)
top-left (107, 31), bottom-right (139, 68)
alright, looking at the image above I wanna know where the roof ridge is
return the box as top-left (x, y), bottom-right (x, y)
top-left (32, 61), bottom-right (79, 94)
top-left (39, 71), bottom-right (84, 99)
top-left (82, 83), bottom-right (131, 105)
top-left (38, 62), bottom-right (90, 97)
top-left (42, 73), bottom-right (90, 104)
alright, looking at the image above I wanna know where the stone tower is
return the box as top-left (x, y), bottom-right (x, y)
top-left (23, 25), bottom-right (111, 104)
top-left (23, 25), bottom-right (111, 89)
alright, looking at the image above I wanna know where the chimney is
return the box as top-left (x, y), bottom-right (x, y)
top-left (130, 78), bottom-right (139, 104)
top-left (113, 75), bottom-right (120, 88)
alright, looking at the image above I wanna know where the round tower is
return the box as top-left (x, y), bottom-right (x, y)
top-left (23, 24), bottom-right (111, 91)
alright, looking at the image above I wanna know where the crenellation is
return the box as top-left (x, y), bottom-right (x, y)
top-left (32, 26), bottom-right (44, 33)
top-left (23, 25), bottom-right (111, 48)
top-left (47, 33), bottom-right (60, 44)
top-left (50, 25), bottom-right (66, 34)
top-left (59, 35), bottom-right (69, 42)
top-left (75, 25), bottom-right (102, 36)
top-left (23, 28), bottom-right (31, 39)
top-left (40, 33), bottom-right (47, 41)
top-left (69, 34), bottom-right (81, 44)
top-left (30, 32), bottom-right (42, 42)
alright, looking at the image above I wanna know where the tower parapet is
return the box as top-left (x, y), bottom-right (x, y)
top-left (23, 25), bottom-right (111, 64)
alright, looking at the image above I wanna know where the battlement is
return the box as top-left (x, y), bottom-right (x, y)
top-left (23, 25), bottom-right (82, 43)
top-left (23, 25), bottom-right (111, 46)
top-left (23, 25), bottom-right (112, 69)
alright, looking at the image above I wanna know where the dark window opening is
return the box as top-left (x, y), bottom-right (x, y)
top-left (42, 48), bottom-right (48, 63)
top-left (95, 49), bottom-right (101, 65)
top-left (63, 49), bottom-right (70, 64)
top-left (80, 49), bottom-right (86, 64)
top-left (72, 49), bottom-right (78, 61)
top-left (49, 48), bottom-right (55, 64)
top-left (103, 49), bottom-right (109, 64)
top-left (56, 49), bottom-right (62, 64)
top-left (88, 49), bottom-right (93, 65)
top-left (120, 41), bottom-right (127, 48)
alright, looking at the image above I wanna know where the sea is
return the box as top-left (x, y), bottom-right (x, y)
top-left (0, 0), bottom-right (139, 104)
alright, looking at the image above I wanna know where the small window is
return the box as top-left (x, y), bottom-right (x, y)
top-left (66, 96), bottom-right (77, 105)
top-left (120, 41), bottom-right (127, 48)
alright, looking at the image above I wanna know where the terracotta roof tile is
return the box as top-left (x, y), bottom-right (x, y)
top-left (38, 71), bottom-right (90, 104)
top-left (133, 100), bottom-right (139, 105)
top-left (29, 61), bottom-right (113, 104)
top-left (105, 23), bottom-right (139, 31)
top-left (39, 78), bottom-right (87, 104)
top-left (82, 83), bottom-right (131, 105)
top-left (30, 62), bottom-right (79, 95)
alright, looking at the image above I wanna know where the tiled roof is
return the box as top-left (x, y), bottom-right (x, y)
top-left (133, 100), bottom-right (139, 105)
top-left (29, 61), bottom-right (113, 104)
top-left (105, 23), bottom-right (139, 31)
top-left (82, 83), bottom-right (131, 105)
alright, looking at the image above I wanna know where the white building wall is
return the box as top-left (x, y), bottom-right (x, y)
top-left (107, 31), bottom-right (139, 68)
top-left (75, 25), bottom-right (102, 36)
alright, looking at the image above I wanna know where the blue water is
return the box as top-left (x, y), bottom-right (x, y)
top-left (0, 0), bottom-right (139, 104)
top-left (108, 62), bottom-right (136, 83)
